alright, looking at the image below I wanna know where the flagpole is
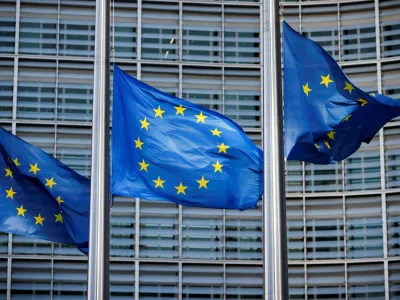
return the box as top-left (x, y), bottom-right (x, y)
top-left (87, 0), bottom-right (110, 297)
top-left (262, 0), bottom-right (288, 299)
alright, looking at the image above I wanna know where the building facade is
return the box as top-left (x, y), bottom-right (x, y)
top-left (0, 0), bottom-right (399, 298)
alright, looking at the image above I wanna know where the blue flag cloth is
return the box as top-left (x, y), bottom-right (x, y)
top-left (111, 65), bottom-right (263, 211)
top-left (0, 127), bottom-right (90, 253)
top-left (283, 21), bottom-right (400, 164)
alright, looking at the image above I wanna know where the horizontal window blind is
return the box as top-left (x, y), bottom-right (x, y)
top-left (346, 195), bottom-right (383, 258)
top-left (182, 207), bottom-right (223, 260)
top-left (182, 264), bottom-right (223, 299)
top-left (305, 162), bottom-right (343, 193)
top-left (342, 64), bottom-right (378, 94)
top-left (380, 0), bottom-right (400, 58)
top-left (0, 58), bottom-right (14, 119)
top-left (287, 198), bottom-right (304, 260)
top-left (142, 2), bottom-right (179, 61)
top-left (387, 193), bottom-right (400, 257)
top-left (340, 2), bottom-right (376, 61)
top-left (225, 209), bottom-right (262, 260)
top-left (288, 266), bottom-right (305, 300)
top-left (113, 0), bottom-right (137, 59)
top-left (0, 259), bottom-right (6, 298)
top-left (347, 263), bottom-right (385, 299)
top-left (382, 62), bottom-right (400, 100)
top-left (57, 61), bottom-right (93, 122)
top-left (16, 124), bottom-right (55, 155)
top-left (282, 6), bottom-right (299, 31)
top-left (0, 233), bottom-right (7, 254)
top-left (0, 0), bottom-right (16, 54)
top-left (389, 261), bottom-right (400, 298)
top-left (139, 200), bottom-right (179, 258)
top-left (142, 64), bottom-right (179, 96)
top-left (110, 261), bottom-right (135, 299)
top-left (307, 264), bottom-right (345, 299)
top-left (306, 197), bottom-right (344, 260)
top-left (53, 260), bottom-right (87, 299)
top-left (17, 59), bottom-right (56, 120)
top-left (385, 127), bottom-right (400, 189)
top-left (19, 2), bottom-right (57, 55)
top-left (286, 160), bottom-right (303, 193)
top-left (226, 265), bottom-right (263, 299)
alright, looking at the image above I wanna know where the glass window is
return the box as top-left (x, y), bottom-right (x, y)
top-left (0, 58), bottom-right (14, 119)
top-left (225, 208), bottom-right (262, 260)
top-left (0, 259), bottom-right (6, 297)
top-left (224, 6), bottom-right (260, 64)
top-left (0, 233), bottom-right (7, 254)
top-left (385, 127), bottom-right (400, 189)
top-left (0, 0), bottom-right (16, 54)
top-left (348, 263), bottom-right (385, 299)
top-left (183, 66), bottom-right (223, 113)
top-left (142, 64), bottom-right (179, 97)
top-left (17, 59), bottom-right (56, 120)
top-left (11, 259), bottom-right (51, 299)
top-left (307, 265), bottom-right (345, 299)
top-left (142, 2), bottom-right (179, 61)
top-left (382, 62), bottom-right (400, 100)
top-left (57, 61), bottom-right (94, 122)
top-left (305, 197), bottom-right (344, 260)
top-left (286, 198), bottom-right (304, 260)
top-left (182, 264), bottom-right (223, 299)
top-left (304, 162), bottom-right (343, 193)
top-left (183, 4), bottom-right (222, 63)
top-left (247, 131), bottom-right (261, 148)
top-left (288, 266), bottom-right (305, 300)
top-left (340, 2), bottom-right (376, 61)
top-left (387, 193), bottom-right (400, 257)
top-left (182, 207), bottom-right (223, 260)
top-left (342, 64), bottom-right (378, 94)
top-left (112, 0), bottom-right (137, 59)
top-left (110, 196), bottom-right (135, 257)
top-left (389, 261), bottom-right (400, 298)
top-left (110, 261), bottom-right (135, 299)
top-left (286, 160), bottom-right (303, 193)
top-left (302, 5), bottom-right (339, 61)
top-left (380, 0), bottom-right (400, 58)
top-left (19, 1), bottom-right (57, 55)
top-left (16, 124), bottom-right (55, 155)
top-left (345, 135), bottom-right (380, 191)
top-left (59, 1), bottom-right (95, 57)
top-left (346, 195), bottom-right (383, 258)
top-left (226, 265), bottom-right (263, 299)
top-left (53, 260), bottom-right (87, 299)
top-left (139, 263), bottom-right (179, 300)
top-left (139, 200), bottom-right (179, 259)
top-left (224, 68), bottom-right (261, 128)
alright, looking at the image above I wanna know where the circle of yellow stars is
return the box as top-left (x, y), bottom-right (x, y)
top-left (5, 158), bottom-right (64, 226)
top-left (135, 103), bottom-right (233, 195)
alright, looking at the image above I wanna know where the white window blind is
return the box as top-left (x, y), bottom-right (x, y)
top-left (380, 0), bottom-right (400, 58)
top-left (342, 64), bottom-right (378, 94)
top-left (16, 124), bottom-right (55, 155)
top-left (389, 261), bottom-right (400, 298)
top-left (226, 265), bottom-right (263, 300)
top-left (305, 162), bottom-right (343, 193)
top-left (282, 6), bottom-right (299, 31)
top-left (387, 193), bottom-right (400, 257)
top-left (0, 233), bottom-right (7, 254)
top-left (347, 263), bottom-right (385, 299)
top-left (139, 200), bottom-right (179, 258)
top-left (286, 198), bottom-right (304, 260)
top-left (307, 264), bottom-right (345, 299)
top-left (182, 207), bottom-right (223, 260)
top-left (286, 160), bottom-right (303, 193)
top-left (53, 260), bottom-right (87, 299)
top-left (382, 62), bottom-right (400, 100)
top-left (385, 127), bottom-right (400, 189)
top-left (0, 58), bottom-right (14, 119)
top-left (305, 197), bottom-right (344, 260)
top-left (0, 259), bottom-right (6, 297)
top-left (142, 64), bottom-right (179, 96)
top-left (346, 195), bottom-right (383, 258)
top-left (110, 261), bottom-right (135, 299)
top-left (0, 0), bottom-right (16, 54)
top-left (288, 266), bottom-right (305, 300)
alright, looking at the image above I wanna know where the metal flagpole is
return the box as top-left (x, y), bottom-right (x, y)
top-left (88, 0), bottom-right (111, 297)
top-left (262, 0), bottom-right (288, 298)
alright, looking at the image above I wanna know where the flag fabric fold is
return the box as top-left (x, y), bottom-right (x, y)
top-left (0, 127), bottom-right (90, 253)
top-left (283, 20), bottom-right (400, 164)
top-left (111, 65), bottom-right (263, 211)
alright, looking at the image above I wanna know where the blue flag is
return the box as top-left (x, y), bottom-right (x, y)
top-left (283, 21), bottom-right (400, 164)
top-left (0, 127), bottom-right (90, 252)
top-left (111, 65), bottom-right (263, 211)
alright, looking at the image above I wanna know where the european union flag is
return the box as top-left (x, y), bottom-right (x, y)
top-left (0, 127), bottom-right (90, 252)
top-left (283, 21), bottom-right (400, 164)
top-left (111, 66), bottom-right (263, 211)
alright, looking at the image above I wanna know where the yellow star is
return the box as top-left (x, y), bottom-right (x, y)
top-left (34, 213), bottom-right (45, 226)
top-left (138, 159), bottom-right (150, 172)
top-left (134, 137), bottom-right (144, 150)
top-left (217, 143), bottom-right (230, 154)
top-left (323, 141), bottom-right (331, 149)
top-left (320, 74), bottom-right (334, 88)
top-left (344, 81), bottom-right (354, 94)
top-left (54, 212), bottom-right (63, 223)
top-left (13, 158), bottom-right (21, 167)
top-left (153, 176), bottom-right (166, 188)
top-left (175, 105), bottom-right (187, 116)
top-left (29, 163), bottom-right (41, 175)
top-left (175, 182), bottom-right (188, 195)
top-left (302, 83), bottom-right (312, 96)
top-left (5, 187), bottom-right (16, 199)
top-left (342, 115), bottom-right (352, 122)
top-left (196, 176), bottom-right (209, 189)
top-left (210, 128), bottom-right (222, 137)
top-left (16, 205), bottom-right (27, 217)
top-left (140, 118), bottom-right (150, 131)
top-left (212, 160), bottom-right (223, 173)
top-left (153, 106), bottom-right (165, 118)
top-left (56, 196), bottom-right (64, 205)
top-left (5, 168), bottom-right (13, 178)
top-left (45, 177), bottom-right (56, 189)
top-left (195, 111), bottom-right (207, 123)
top-left (357, 98), bottom-right (368, 107)
top-left (327, 131), bottom-right (336, 140)
top-left (315, 144), bottom-right (322, 149)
